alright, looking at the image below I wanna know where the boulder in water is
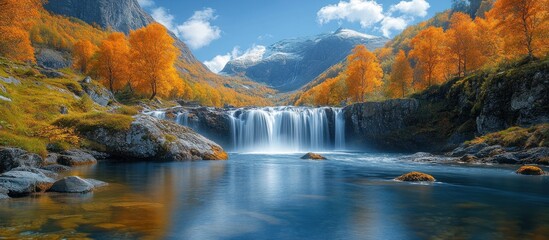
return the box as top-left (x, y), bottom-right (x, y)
top-left (0, 186), bottom-right (8, 199)
top-left (49, 176), bottom-right (107, 193)
top-left (40, 164), bottom-right (71, 173)
top-left (301, 152), bottom-right (326, 160)
top-left (0, 170), bottom-right (55, 197)
top-left (516, 166), bottom-right (544, 175)
top-left (395, 172), bottom-right (436, 182)
top-left (57, 149), bottom-right (97, 166)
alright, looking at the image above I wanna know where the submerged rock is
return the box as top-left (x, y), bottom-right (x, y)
top-left (301, 152), bottom-right (326, 160)
top-left (395, 172), bottom-right (436, 182)
top-left (516, 166), bottom-right (545, 175)
top-left (57, 149), bottom-right (97, 166)
top-left (49, 176), bottom-right (107, 193)
top-left (0, 147), bottom-right (43, 173)
top-left (0, 170), bottom-right (55, 197)
top-left (81, 114), bottom-right (228, 161)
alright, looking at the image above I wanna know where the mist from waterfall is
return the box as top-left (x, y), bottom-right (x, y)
top-left (229, 107), bottom-right (345, 153)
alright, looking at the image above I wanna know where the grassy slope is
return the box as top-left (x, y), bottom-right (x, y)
top-left (0, 58), bottom-right (134, 156)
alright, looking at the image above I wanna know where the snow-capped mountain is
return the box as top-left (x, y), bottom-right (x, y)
top-left (221, 28), bottom-right (389, 92)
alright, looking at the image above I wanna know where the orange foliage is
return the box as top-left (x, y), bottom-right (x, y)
top-left (445, 12), bottom-right (484, 76)
top-left (72, 40), bottom-right (97, 74)
top-left (0, 26), bottom-right (35, 62)
top-left (345, 45), bottom-right (383, 103)
top-left (129, 23), bottom-right (182, 100)
top-left (0, 0), bottom-right (42, 62)
top-left (388, 50), bottom-right (413, 98)
top-left (488, 0), bottom-right (549, 59)
top-left (95, 33), bottom-right (131, 92)
top-left (409, 27), bottom-right (447, 90)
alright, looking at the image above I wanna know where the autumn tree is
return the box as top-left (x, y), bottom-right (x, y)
top-left (95, 33), bottom-right (131, 93)
top-left (388, 50), bottom-right (413, 98)
top-left (409, 27), bottom-right (447, 89)
top-left (345, 45), bottom-right (383, 103)
top-left (445, 12), bottom-right (484, 77)
top-left (72, 40), bottom-right (97, 74)
top-left (129, 23), bottom-right (182, 100)
top-left (488, 0), bottom-right (549, 59)
top-left (0, 0), bottom-right (42, 62)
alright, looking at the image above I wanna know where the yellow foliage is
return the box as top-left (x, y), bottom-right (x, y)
top-left (95, 33), bottom-right (131, 92)
top-left (129, 23), bottom-right (182, 100)
top-left (72, 40), bottom-right (97, 73)
top-left (388, 50), bottom-right (413, 98)
top-left (345, 45), bottom-right (383, 103)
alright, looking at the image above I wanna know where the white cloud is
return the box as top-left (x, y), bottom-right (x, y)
top-left (204, 54), bottom-right (232, 73)
top-left (380, 16), bottom-right (407, 37)
top-left (138, 0), bottom-right (154, 7)
top-left (150, 7), bottom-right (222, 49)
top-left (177, 9), bottom-right (222, 49)
top-left (151, 7), bottom-right (175, 31)
top-left (204, 45), bottom-right (267, 73)
top-left (317, 0), bottom-right (385, 28)
top-left (390, 0), bottom-right (430, 17)
top-left (317, 0), bottom-right (431, 37)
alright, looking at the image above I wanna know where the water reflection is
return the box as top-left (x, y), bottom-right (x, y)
top-left (0, 153), bottom-right (548, 239)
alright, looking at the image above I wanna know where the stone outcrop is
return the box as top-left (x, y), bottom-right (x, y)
top-left (80, 114), bottom-right (228, 161)
top-left (56, 149), bottom-right (98, 166)
top-left (80, 77), bottom-right (114, 106)
top-left (0, 170), bottom-right (55, 197)
top-left (343, 60), bottom-right (548, 152)
top-left (0, 148), bottom-right (43, 173)
top-left (343, 99), bottom-right (419, 150)
top-left (49, 176), bottom-right (107, 193)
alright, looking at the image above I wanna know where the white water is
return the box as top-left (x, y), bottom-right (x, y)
top-left (145, 106), bottom-right (346, 153)
top-left (229, 107), bottom-right (345, 153)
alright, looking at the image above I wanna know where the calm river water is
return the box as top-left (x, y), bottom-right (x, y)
top-left (0, 152), bottom-right (548, 239)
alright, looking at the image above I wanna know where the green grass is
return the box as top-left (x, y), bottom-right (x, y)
top-left (54, 112), bottom-right (134, 135)
top-left (0, 131), bottom-right (48, 157)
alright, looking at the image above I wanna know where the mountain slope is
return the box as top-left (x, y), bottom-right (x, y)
top-left (45, 0), bottom-right (153, 34)
top-left (222, 28), bottom-right (388, 92)
top-left (43, 0), bottom-right (275, 106)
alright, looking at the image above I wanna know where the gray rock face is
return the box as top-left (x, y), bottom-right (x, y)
top-left (0, 170), bottom-right (55, 197)
top-left (82, 114), bottom-right (228, 161)
top-left (476, 69), bottom-right (549, 134)
top-left (0, 76), bottom-right (21, 85)
top-left (49, 176), bottom-right (106, 193)
top-left (57, 149), bottom-right (98, 166)
top-left (79, 77), bottom-right (114, 106)
top-left (342, 60), bottom-right (548, 152)
top-left (222, 29), bottom-right (389, 92)
top-left (45, 0), bottom-right (153, 34)
top-left (343, 99), bottom-right (420, 150)
top-left (41, 164), bottom-right (71, 173)
top-left (36, 48), bottom-right (71, 69)
top-left (156, 107), bottom-right (233, 147)
top-left (0, 148), bottom-right (43, 173)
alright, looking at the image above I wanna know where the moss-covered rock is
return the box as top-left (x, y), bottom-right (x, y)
top-left (301, 152), bottom-right (326, 160)
top-left (516, 165), bottom-right (544, 175)
top-left (395, 172), bottom-right (436, 182)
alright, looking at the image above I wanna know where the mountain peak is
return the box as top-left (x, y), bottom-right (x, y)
top-left (333, 28), bottom-right (379, 39)
top-left (45, 0), bottom-right (153, 34)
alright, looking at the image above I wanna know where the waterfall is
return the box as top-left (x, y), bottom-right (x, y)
top-left (146, 106), bottom-right (346, 153)
top-left (334, 109), bottom-right (346, 150)
top-left (229, 107), bottom-right (345, 153)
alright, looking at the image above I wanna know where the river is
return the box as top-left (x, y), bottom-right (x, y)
top-left (1, 152), bottom-right (547, 239)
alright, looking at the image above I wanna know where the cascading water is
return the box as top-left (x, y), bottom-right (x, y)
top-left (229, 107), bottom-right (345, 152)
top-left (145, 106), bottom-right (346, 153)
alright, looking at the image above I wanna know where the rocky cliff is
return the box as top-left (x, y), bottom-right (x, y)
top-left (343, 59), bottom-right (549, 152)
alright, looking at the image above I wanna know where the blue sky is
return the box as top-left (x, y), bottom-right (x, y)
top-left (137, 0), bottom-right (451, 72)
